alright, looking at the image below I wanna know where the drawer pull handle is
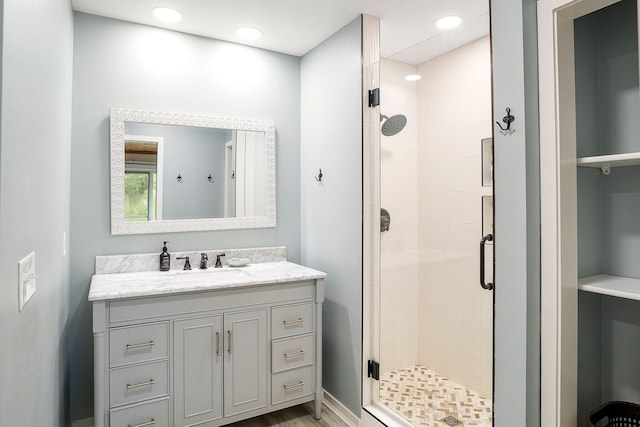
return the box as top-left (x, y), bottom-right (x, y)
top-left (126, 379), bottom-right (155, 390)
top-left (284, 350), bottom-right (305, 359)
top-left (283, 381), bottom-right (305, 391)
top-left (126, 340), bottom-right (155, 350)
top-left (128, 419), bottom-right (155, 427)
top-left (216, 332), bottom-right (220, 356)
top-left (283, 318), bottom-right (304, 326)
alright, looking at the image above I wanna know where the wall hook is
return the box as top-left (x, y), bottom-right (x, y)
top-left (496, 107), bottom-right (515, 132)
top-left (231, 171), bottom-right (235, 179)
top-left (315, 169), bottom-right (323, 182)
top-left (207, 174), bottom-right (214, 183)
top-left (177, 173), bottom-right (183, 183)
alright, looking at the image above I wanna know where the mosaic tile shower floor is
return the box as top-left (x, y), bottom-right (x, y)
top-left (379, 365), bottom-right (493, 427)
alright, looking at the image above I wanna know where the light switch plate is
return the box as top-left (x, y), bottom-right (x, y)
top-left (18, 252), bottom-right (36, 311)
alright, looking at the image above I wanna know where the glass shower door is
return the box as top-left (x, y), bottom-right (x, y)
top-left (367, 7), bottom-right (495, 425)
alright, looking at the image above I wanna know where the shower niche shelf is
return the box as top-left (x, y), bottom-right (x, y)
top-left (578, 274), bottom-right (640, 301)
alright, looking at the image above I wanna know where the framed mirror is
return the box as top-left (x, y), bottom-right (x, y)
top-left (110, 108), bottom-right (276, 235)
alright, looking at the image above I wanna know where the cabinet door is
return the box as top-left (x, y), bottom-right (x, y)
top-left (223, 309), bottom-right (268, 417)
top-left (174, 315), bottom-right (223, 426)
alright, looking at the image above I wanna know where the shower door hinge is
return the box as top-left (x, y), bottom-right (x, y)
top-left (368, 88), bottom-right (380, 107)
top-left (368, 359), bottom-right (380, 380)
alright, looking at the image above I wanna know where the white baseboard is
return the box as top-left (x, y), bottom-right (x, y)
top-left (70, 418), bottom-right (93, 427)
top-left (323, 390), bottom-right (360, 427)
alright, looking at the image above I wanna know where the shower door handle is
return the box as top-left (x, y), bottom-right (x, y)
top-left (480, 234), bottom-right (494, 290)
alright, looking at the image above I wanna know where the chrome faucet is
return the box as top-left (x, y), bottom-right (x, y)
top-left (199, 253), bottom-right (208, 269)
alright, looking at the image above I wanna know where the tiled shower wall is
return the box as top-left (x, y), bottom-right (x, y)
top-left (379, 36), bottom-right (493, 398)
top-left (416, 36), bottom-right (493, 398)
top-left (380, 58), bottom-right (420, 374)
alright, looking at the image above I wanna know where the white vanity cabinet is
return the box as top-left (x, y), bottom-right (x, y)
top-left (222, 309), bottom-right (269, 418)
top-left (173, 315), bottom-right (223, 426)
top-left (173, 309), bottom-right (269, 426)
top-left (90, 262), bottom-right (325, 427)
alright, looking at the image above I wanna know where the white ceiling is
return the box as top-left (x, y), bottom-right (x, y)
top-left (70, 0), bottom-right (489, 65)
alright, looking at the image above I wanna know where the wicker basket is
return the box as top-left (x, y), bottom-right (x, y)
top-left (587, 401), bottom-right (640, 426)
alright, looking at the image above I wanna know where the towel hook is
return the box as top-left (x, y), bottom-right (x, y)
top-left (207, 174), bottom-right (214, 183)
top-left (315, 169), bottom-right (323, 182)
top-left (177, 173), bottom-right (183, 183)
top-left (496, 107), bottom-right (515, 132)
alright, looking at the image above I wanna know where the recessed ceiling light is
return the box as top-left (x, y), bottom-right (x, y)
top-left (435, 15), bottom-right (463, 30)
top-left (236, 27), bottom-right (263, 40)
top-left (405, 74), bottom-right (422, 81)
top-left (152, 7), bottom-right (183, 23)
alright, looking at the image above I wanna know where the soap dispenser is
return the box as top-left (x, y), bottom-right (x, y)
top-left (160, 241), bottom-right (171, 271)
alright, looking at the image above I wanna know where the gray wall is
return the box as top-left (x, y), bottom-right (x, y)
top-left (492, 0), bottom-right (541, 425)
top-left (300, 17), bottom-right (363, 416)
top-left (575, 0), bottom-right (640, 418)
top-left (71, 13), bottom-right (301, 420)
top-left (0, 0), bottom-right (73, 425)
top-left (160, 128), bottom-right (225, 220)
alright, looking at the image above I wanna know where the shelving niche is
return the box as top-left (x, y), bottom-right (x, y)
top-left (574, 0), bottom-right (640, 422)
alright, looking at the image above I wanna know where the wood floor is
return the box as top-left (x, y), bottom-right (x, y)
top-left (224, 402), bottom-right (350, 427)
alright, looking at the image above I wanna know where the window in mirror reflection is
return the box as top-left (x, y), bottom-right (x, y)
top-left (124, 172), bottom-right (157, 221)
top-left (124, 135), bottom-right (164, 221)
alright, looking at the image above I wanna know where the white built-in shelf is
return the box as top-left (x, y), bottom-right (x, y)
top-left (578, 274), bottom-right (640, 301)
top-left (577, 152), bottom-right (640, 169)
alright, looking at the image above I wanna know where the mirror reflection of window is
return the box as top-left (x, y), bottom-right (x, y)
top-left (124, 171), bottom-right (156, 221)
top-left (124, 135), bottom-right (164, 221)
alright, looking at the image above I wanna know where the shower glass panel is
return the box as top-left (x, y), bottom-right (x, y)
top-left (376, 5), bottom-right (494, 426)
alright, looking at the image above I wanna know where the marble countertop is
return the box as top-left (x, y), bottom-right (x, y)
top-left (88, 261), bottom-right (326, 301)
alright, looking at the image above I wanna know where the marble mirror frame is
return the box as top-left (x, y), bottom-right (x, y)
top-left (110, 108), bottom-right (276, 235)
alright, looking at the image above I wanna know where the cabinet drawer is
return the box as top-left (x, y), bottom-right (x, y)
top-left (110, 360), bottom-right (169, 407)
top-left (271, 366), bottom-right (314, 405)
top-left (110, 322), bottom-right (168, 367)
top-left (110, 398), bottom-right (169, 427)
top-left (272, 334), bottom-right (314, 373)
top-left (271, 303), bottom-right (313, 339)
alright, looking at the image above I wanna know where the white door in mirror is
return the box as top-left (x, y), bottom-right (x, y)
top-left (19, 252), bottom-right (37, 311)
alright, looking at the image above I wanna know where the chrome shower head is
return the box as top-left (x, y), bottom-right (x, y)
top-left (380, 114), bottom-right (407, 136)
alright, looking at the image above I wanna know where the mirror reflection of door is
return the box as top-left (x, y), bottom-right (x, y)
top-left (224, 141), bottom-right (236, 218)
top-left (124, 135), bottom-right (164, 221)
